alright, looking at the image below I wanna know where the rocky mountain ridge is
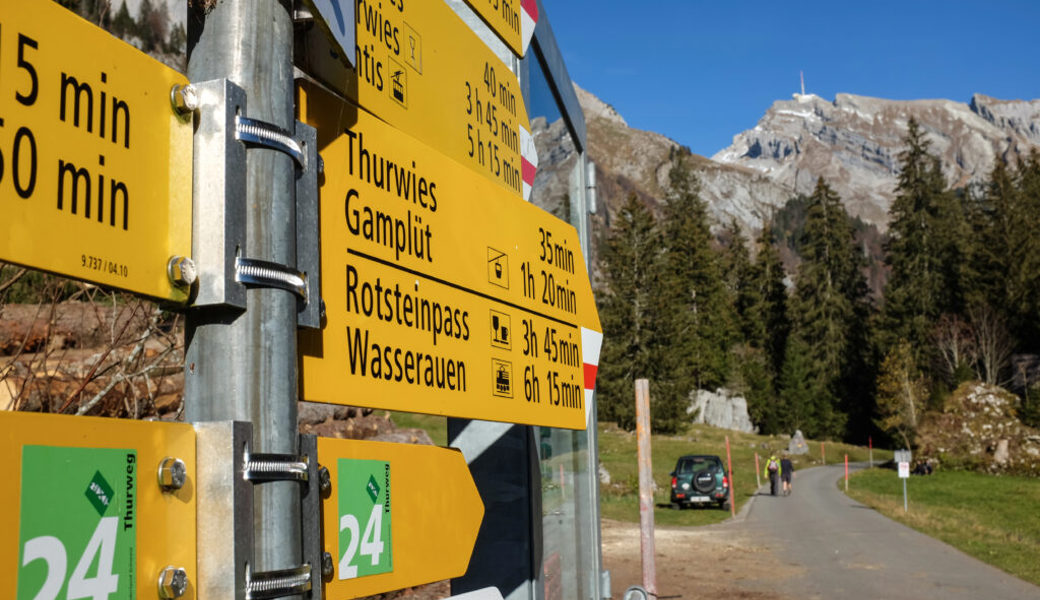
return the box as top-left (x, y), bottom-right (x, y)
top-left (714, 92), bottom-right (1040, 229)
top-left (531, 85), bottom-right (1040, 238)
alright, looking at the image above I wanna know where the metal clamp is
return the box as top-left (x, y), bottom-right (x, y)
top-left (196, 423), bottom-right (325, 600)
top-left (236, 257), bottom-right (308, 302)
top-left (236, 116), bottom-right (308, 171)
top-left (186, 80), bottom-right (322, 330)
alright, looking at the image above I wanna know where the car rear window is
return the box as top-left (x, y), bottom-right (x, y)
top-left (677, 457), bottom-right (710, 473)
top-left (677, 457), bottom-right (721, 474)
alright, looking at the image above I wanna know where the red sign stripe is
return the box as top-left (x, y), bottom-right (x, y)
top-left (583, 363), bottom-right (598, 390)
top-left (521, 0), bottom-right (538, 22)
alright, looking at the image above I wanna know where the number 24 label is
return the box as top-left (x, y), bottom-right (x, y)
top-left (17, 446), bottom-right (136, 600)
top-left (337, 459), bottom-right (392, 579)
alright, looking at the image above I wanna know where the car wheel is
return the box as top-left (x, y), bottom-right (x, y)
top-left (720, 500), bottom-right (731, 511)
top-left (670, 502), bottom-right (680, 510)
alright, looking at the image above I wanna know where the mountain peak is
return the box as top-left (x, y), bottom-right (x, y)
top-left (574, 82), bottom-right (627, 127)
top-left (712, 92), bottom-right (1040, 228)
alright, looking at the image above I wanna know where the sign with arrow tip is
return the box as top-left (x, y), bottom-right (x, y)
top-left (318, 437), bottom-right (483, 598)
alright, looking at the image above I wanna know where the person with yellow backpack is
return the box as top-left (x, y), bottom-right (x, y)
top-left (764, 453), bottom-right (782, 496)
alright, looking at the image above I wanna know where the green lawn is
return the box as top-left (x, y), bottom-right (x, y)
top-left (599, 423), bottom-right (886, 526)
top-left (846, 468), bottom-right (1040, 586)
top-left (386, 411), bottom-right (448, 446)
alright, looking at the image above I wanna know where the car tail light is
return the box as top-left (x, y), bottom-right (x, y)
top-left (671, 476), bottom-right (677, 488)
top-left (722, 476), bottom-right (729, 488)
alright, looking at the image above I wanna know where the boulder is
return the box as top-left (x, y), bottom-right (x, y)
top-left (788, 430), bottom-right (809, 455)
top-left (917, 381), bottom-right (1040, 475)
top-left (687, 388), bottom-right (757, 433)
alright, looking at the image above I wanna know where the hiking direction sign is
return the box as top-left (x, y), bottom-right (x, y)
top-left (0, 0), bottom-right (193, 302)
top-left (1, 411), bottom-right (196, 600)
top-left (298, 85), bottom-right (602, 429)
top-left (462, 0), bottom-right (539, 57)
top-left (297, 0), bottom-right (539, 200)
top-left (319, 437), bottom-right (484, 598)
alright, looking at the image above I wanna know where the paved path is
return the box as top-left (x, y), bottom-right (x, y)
top-left (734, 463), bottom-right (1040, 599)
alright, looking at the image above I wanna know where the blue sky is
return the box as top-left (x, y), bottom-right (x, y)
top-left (541, 0), bottom-right (1040, 157)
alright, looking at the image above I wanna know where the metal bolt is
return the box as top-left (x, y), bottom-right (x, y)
top-left (318, 465), bottom-right (331, 495)
top-left (157, 566), bottom-right (188, 599)
top-left (170, 84), bottom-right (198, 117)
top-left (321, 552), bottom-right (334, 578)
top-left (158, 457), bottom-right (187, 491)
top-left (167, 256), bottom-right (197, 289)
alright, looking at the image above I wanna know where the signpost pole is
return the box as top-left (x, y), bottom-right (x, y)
top-left (184, 0), bottom-right (301, 592)
top-left (634, 379), bottom-right (657, 597)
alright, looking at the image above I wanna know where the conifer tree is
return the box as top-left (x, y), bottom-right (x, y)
top-left (750, 223), bottom-right (790, 379)
top-left (720, 220), bottom-right (781, 432)
top-left (789, 178), bottom-right (871, 438)
top-left (659, 154), bottom-right (734, 395)
top-left (882, 119), bottom-right (967, 359)
top-left (720, 220), bottom-right (759, 344)
top-left (596, 195), bottom-right (675, 430)
top-left (777, 334), bottom-right (816, 434)
top-left (738, 223), bottom-right (790, 433)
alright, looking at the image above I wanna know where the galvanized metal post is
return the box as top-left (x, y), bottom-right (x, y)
top-left (634, 379), bottom-right (657, 597)
top-left (185, 0), bottom-right (301, 591)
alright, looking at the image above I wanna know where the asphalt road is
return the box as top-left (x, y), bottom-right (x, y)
top-left (735, 462), bottom-right (1040, 599)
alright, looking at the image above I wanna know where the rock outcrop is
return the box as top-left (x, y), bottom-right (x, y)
top-left (687, 388), bottom-right (757, 433)
top-left (917, 381), bottom-right (1040, 475)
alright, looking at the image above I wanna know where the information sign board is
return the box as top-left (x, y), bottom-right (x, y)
top-left (0, 1), bottom-right (193, 302)
top-left (297, 0), bottom-right (538, 200)
top-left (0, 411), bottom-right (196, 600)
top-left (298, 85), bottom-right (602, 429)
top-left (463, 0), bottom-right (539, 57)
top-left (318, 437), bottom-right (483, 598)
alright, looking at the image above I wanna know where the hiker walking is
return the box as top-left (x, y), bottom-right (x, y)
top-left (780, 453), bottom-right (794, 496)
top-left (764, 453), bottom-right (781, 496)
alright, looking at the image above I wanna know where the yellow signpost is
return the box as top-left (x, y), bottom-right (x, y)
top-left (300, 0), bottom-right (538, 200)
top-left (0, 0), bottom-right (192, 302)
top-left (318, 436), bottom-right (483, 598)
top-left (1, 411), bottom-right (196, 600)
top-left (299, 84), bottom-right (601, 429)
top-left (463, 0), bottom-right (539, 57)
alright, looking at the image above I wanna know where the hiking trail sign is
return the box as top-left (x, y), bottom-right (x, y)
top-left (0, 0), bottom-right (193, 302)
top-left (0, 411), bottom-right (196, 600)
top-left (298, 84), bottom-right (602, 429)
top-left (318, 437), bottom-right (483, 598)
top-left (462, 0), bottom-right (539, 57)
top-left (297, 0), bottom-right (538, 201)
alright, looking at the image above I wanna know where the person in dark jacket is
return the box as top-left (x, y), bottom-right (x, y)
top-left (780, 453), bottom-right (794, 496)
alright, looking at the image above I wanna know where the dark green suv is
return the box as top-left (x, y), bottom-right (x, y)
top-left (669, 454), bottom-right (730, 510)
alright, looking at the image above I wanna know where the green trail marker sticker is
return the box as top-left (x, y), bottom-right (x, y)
top-left (85, 471), bottom-right (115, 516)
top-left (18, 446), bottom-right (137, 600)
top-left (337, 459), bottom-right (392, 580)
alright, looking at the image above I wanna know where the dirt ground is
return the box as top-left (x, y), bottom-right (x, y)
top-left (601, 518), bottom-right (794, 599)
